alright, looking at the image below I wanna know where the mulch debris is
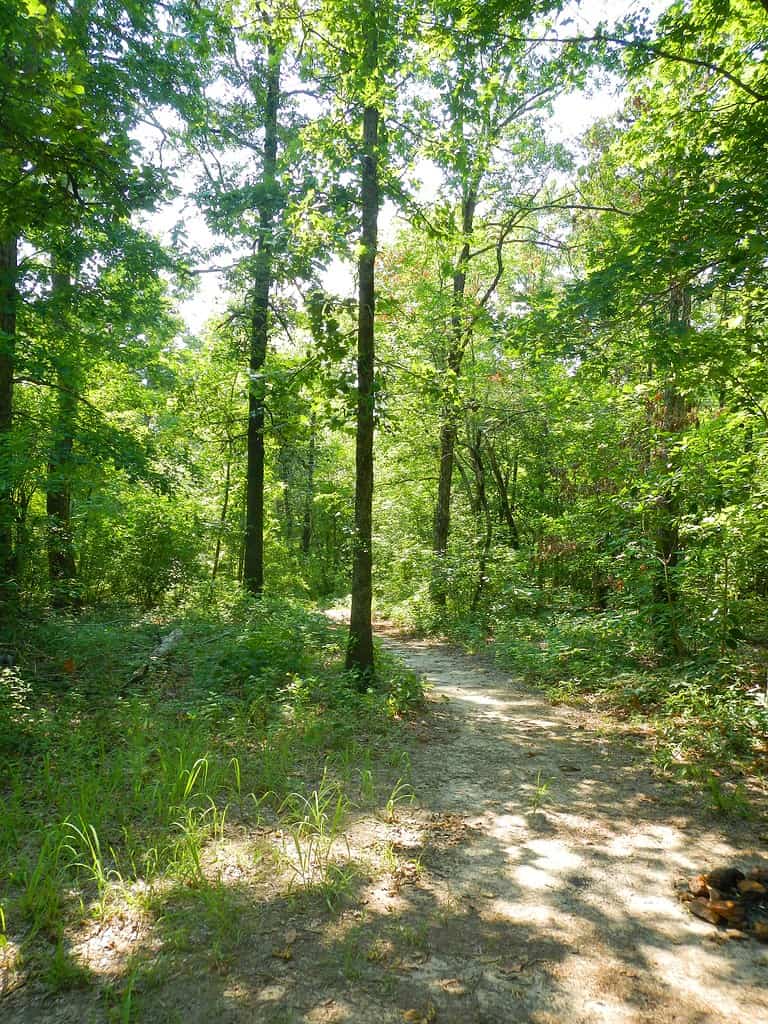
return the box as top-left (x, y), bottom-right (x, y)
top-left (676, 865), bottom-right (768, 941)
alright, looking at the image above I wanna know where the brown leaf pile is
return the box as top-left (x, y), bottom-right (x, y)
top-left (425, 813), bottom-right (474, 848)
top-left (677, 865), bottom-right (768, 941)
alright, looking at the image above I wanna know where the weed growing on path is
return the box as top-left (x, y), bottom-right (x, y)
top-left (530, 771), bottom-right (552, 813)
top-left (278, 771), bottom-right (354, 906)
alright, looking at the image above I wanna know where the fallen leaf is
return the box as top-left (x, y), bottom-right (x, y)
top-left (688, 899), bottom-right (721, 925)
top-left (737, 879), bottom-right (766, 896)
top-left (752, 922), bottom-right (768, 943)
top-left (688, 875), bottom-right (709, 898)
top-left (271, 946), bottom-right (293, 961)
top-left (440, 977), bottom-right (466, 994)
top-left (708, 899), bottom-right (745, 925)
top-left (402, 1005), bottom-right (437, 1023)
top-left (284, 928), bottom-right (298, 944)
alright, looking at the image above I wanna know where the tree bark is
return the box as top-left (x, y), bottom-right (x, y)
top-left (469, 428), bottom-right (493, 615)
top-left (244, 45), bottom-right (280, 597)
top-left (486, 441), bottom-right (520, 549)
top-left (0, 233), bottom-right (18, 609)
top-left (47, 268), bottom-right (79, 606)
top-left (346, 86), bottom-right (379, 680)
top-left (653, 281), bottom-right (690, 657)
top-left (212, 439), bottom-right (233, 583)
top-left (430, 190), bottom-right (477, 606)
top-left (302, 414), bottom-right (316, 555)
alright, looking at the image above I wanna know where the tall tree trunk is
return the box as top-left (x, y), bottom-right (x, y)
top-left (653, 281), bottom-right (690, 657)
top-left (276, 445), bottom-right (296, 540)
top-left (237, 502), bottom-right (246, 584)
top-left (302, 415), bottom-right (316, 556)
top-left (486, 441), bottom-right (520, 549)
top-left (13, 487), bottom-right (32, 593)
top-left (346, 40), bottom-right (379, 681)
top-left (47, 266), bottom-right (78, 606)
top-left (212, 440), bottom-right (233, 583)
top-left (0, 233), bottom-right (18, 610)
top-left (244, 45), bottom-right (280, 597)
top-left (430, 190), bottom-right (477, 606)
top-left (469, 429), bottom-right (493, 615)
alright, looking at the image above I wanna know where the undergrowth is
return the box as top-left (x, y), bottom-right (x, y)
top-left (0, 591), bottom-right (424, 974)
top-left (416, 600), bottom-right (767, 815)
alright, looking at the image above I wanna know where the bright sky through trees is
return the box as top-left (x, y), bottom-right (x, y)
top-left (153, 0), bottom-right (654, 333)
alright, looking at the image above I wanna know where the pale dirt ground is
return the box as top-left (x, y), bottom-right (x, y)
top-left (3, 629), bottom-right (768, 1023)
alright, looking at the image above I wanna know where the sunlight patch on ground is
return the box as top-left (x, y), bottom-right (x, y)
top-left (483, 812), bottom-right (529, 835)
top-left (625, 891), bottom-right (685, 924)
top-left (68, 908), bottom-right (153, 979)
top-left (526, 837), bottom-right (583, 872)
top-left (490, 896), bottom-right (557, 926)
top-left (306, 997), bottom-right (352, 1022)
top-left (579, 997), bottom-right (638, 1023)
top-left (441, 689), bottom-right (508, 709)
top-left (642, 944), bottom-right (768, 1019)
top-left (613, 825), bottom-right (681, 851)
top-left (514, 863), bottom-right (559, 891)
top-left (256, 983), bottom-right (288, 1004)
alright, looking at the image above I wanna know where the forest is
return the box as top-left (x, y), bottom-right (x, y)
top-left (1, 0), bottom-right (768, 1020)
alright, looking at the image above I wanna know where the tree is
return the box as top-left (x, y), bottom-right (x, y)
top-left (244, 38), bottom-right (282, 597)
top-left (303, 0), bottom-right (420, 678)
top-left (46, 262), bottom-right (78, 604)
top-left (0, 0), bottom-right (198, 610)
top-left (185, 1), bottom-right (328, 598)
top-left (345, 1), bottom-right (380, 678)
top-left (533, 0), bottom-right (768, 653)
top-left (409, 3), bottom-right (574, 606)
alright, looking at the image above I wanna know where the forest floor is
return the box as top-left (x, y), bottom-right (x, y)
top-left (3, 624), bottom-right (768, 1024)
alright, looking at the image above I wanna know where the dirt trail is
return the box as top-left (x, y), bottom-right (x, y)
top-left (365, 633), bottom-right (768, 1024)
top-left (4, 632), bottom-right (768, 1024)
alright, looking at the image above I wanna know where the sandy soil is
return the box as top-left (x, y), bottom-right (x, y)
top-left (369, 634), bottom-right (768, 1024)
top-left (3, 631), bottom-right (768, 1023)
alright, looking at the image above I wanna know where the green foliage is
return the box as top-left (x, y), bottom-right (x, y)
top-left (39, 940), bottom-right (92, 993)
top-left (488, 605), bottom-right (767, 780)
top-left (79, 490), bottom-right (206, 608)
top-left (278, 771), bottom-right (355, 907)
top-left (0, 596), bottom-right (423, 946)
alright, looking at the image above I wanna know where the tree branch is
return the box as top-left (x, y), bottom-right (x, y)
top-left (506, 32), bottom-right (768, 103)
